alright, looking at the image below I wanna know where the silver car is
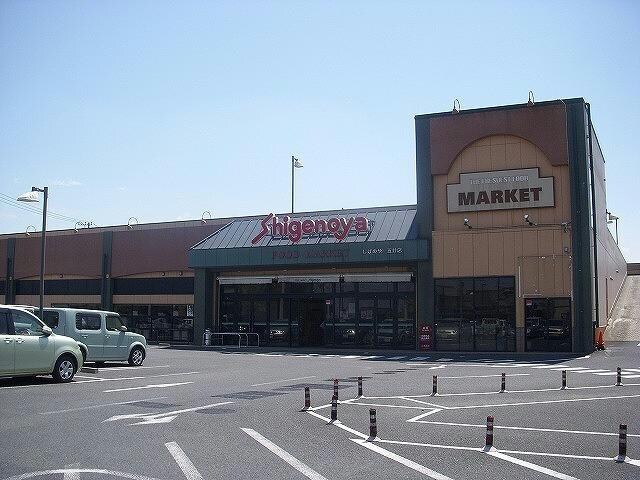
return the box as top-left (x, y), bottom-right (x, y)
top-left (0, 305), bottom-right (84, 382)
top-left (42, 308), bottom-right (147, 366)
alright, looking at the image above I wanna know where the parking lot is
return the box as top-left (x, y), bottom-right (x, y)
top-left (1, 343), bottom-right (639, 479)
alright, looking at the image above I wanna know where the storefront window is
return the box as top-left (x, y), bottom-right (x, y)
top-left (113, 303), bottom-right (194, 344)
top-left (218, 277), bottom-right (416, 349)
top-left (269, 299), bottom-right (290, 346)
top-left (434, 276), bottom-right (516, 352)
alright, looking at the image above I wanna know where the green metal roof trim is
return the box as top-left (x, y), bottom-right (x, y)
top-left (188, 205), bottom-right (428, 269)
top-left (189, 239), bottom-right (428, 269)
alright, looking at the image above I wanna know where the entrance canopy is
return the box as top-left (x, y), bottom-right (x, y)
top-left (188, 205), bottom-right (428, 269)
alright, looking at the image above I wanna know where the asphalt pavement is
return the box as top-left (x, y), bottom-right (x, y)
top-left (1, 343), bottom-right (639, 479)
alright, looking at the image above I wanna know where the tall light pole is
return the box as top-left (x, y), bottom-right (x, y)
top-left (17, 186), bottom-right (48, 318)
top-left (291, 156), bottom-right (303, 213)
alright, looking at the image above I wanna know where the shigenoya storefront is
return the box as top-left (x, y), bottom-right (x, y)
top-left (187, 99), bottom-right (626, 353)
top-left (188, 205), bottom-right (430, 349)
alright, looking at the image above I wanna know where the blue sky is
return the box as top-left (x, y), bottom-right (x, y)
top-left (0, 1), bottom-right (638, 260)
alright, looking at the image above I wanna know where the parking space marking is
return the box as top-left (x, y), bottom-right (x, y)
top-left (2, 469), bottom-right (163, 480)
top-left (406, 419), bottom-right (640, 437)
top-left (96, 365), bottom-right (171, 371)
top-left (103, 381), bottom-right (193, 393)
top-left (251, 376), bottom-right (316, 387)
top-left (62, 470), bottom-right (80, 480)
top-left (241, 428), bottom-right (329, 480)
top-left (104, 401), bottom-right (233, 425)
top-left (485, 450), bottom-right (579, 479)
top-left (436, 392), bottom-right (640, 411)
top-left (40, 396), bottom-right (169, 415)
top-left (75, 371), bottom-right (201, 384)
top-left (352, 439), bottom-right (455, 480)
top-left (165, 441), bottom-right (204, 480)
top-left (438, 374), bottom-right (530, 379)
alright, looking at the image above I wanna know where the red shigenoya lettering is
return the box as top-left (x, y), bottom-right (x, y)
top-left (251, 213), bottom-right (369, 244)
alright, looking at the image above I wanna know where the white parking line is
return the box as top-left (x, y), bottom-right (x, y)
top-left (165, 441), bottom-right (204, 480)
top-left (442, 392), bottom-right (640, 411)
top-left (76, 372), bottom-right (201, 384)
top-left (406, 419), bottom-right (640, 437)
top-left (352, 438), bottom-right (455, 480)
top-left (251, 376), bottom-right (316, 387)
top-left (97, 365), bottom-right (171, 371)
top-left (2, 469), bottom-right (163, 480)
top-left (40, 396), bottom-right (169, 415)
top-left (103, 382), bottom-right (193, 393)
top-left (241, 428), bottom-right (329, 480)
top-left (439, 374), bottom-right (530, 379)
top-left (485, 450), bottom-right (578, 479)
top-left (387, 356), bottom-right (407, 360)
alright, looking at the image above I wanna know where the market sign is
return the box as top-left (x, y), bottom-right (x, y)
top-left (446, 168), bottom-right (554, 213)
top-left (251, 213), bottom-right (370, 244)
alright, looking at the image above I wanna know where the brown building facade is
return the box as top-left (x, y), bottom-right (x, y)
top-left (0, 98), bottom-right (628, 352)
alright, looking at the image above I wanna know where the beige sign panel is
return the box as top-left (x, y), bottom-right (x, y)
top-left (447, 168), bottom-right (554, 213)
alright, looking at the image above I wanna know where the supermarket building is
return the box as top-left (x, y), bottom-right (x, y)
top-left (0, 98), bottom-right (627, 352)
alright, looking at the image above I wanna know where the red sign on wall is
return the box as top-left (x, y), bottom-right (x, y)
top-left (252, 213), bottom-right (369, 244)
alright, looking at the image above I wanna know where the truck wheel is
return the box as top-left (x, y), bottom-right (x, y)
top-left (52, 355), bottom-right (77, 383)
top-left (128, 347), bottom-right (145, 366)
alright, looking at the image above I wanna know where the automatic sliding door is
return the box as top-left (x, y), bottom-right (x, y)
top-left (269, 299), bottom-right (290, 347)
top-left (376, 298), bottom-right (394, 347)
top-left (334, 296), bottom-right (356, 346)
top-left (252, 300), bottom-right (268, 347)
top-left (358, 298), bottom-right (375, 347)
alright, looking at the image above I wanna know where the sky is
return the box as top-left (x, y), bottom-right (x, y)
top-left (0, 1), bottom-right (638, 261)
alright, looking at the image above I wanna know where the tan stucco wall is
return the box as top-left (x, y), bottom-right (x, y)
top-left (432, 135), bottom-right (574, 350)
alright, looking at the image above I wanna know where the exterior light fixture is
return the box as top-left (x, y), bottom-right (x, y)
top-left (607, 212), bottom-right (620, 245)
top-left (127, 217), bottom-right (138, 229)
top-left (452, 99), bottom-right (461, 114)
top-left (25, 225), bottom-right (36, 236)
top-left (527, 91), bottom-right (535, 106)
top-left (463, 218), bottom-right (472, 229)
top-left (524, 214), bottom-right (536, 226)
top-left (201, 211), bottom-right (212, 224)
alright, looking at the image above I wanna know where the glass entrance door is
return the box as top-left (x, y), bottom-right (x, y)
top-left (525, 298), bottom-right (572, 352)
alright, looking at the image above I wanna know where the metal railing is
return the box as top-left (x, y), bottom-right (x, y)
top-left (203, 331), bottom-right (260, 347)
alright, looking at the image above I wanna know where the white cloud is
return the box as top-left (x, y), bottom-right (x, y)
top-left (51, 179), bottom-right (83, 187)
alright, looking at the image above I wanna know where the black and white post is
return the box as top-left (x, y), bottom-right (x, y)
top-left (368, 408), bottom-right (377, 440)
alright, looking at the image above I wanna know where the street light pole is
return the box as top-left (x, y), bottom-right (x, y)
top-left (17, 186), bottom-right (48, 318)
top-left (291, 156), bottom-right (303, 214)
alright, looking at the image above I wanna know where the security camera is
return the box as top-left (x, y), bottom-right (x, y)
top-left (463, 218), bottom-right (472, 229)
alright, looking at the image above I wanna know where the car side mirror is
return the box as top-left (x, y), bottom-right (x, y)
top-left (119, 325), bottom-right (128, 332)
top-left (41, 325), bottom-right (53, 336)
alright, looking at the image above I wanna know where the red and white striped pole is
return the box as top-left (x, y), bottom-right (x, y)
top-left (357, 376), bottom-right (363, 397)
top-left (432, 375), bottom-right (438, 396)
top-left (561, 370), bottom-right (567, 390)
top-left (484, 415), bottom-right (494, 451)
top-left (500, 373), bottom-right (506, 393)
top-left (333, 379), bottom-right (339, 400)
top-left (330, 395), bottom-right (337, 422)
top-left (616, 367), bottom-right (623, 387)
top-left (368, 408), bottom-right (377, 440)
top-left (616, 424), bottom-right (627, 462)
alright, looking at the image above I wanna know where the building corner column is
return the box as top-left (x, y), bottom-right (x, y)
top-left (194, 269), bottom-right (216, 345)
